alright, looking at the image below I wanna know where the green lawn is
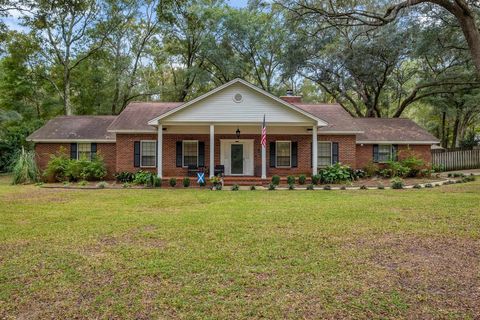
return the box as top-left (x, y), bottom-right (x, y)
top-left (1, 176), bottom-right (479, 319)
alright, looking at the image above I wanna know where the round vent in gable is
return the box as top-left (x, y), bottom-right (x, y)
top-left (233, 93), bottom-right (243, 103)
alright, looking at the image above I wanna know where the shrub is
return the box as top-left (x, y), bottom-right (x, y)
top-left (319, 163), bottom-right (352, 184)
top-left (424, 183), bottom-right (433, 188)
top-left (364, 161), bottom-right (379, 177)
top-left (306, 184), bottom-right (314, 190)
top-left (391, 177), bottom-right (404, 189)
top-left (350, 169), bottom-right (366, 180)
top-left (419, 169), bottom-right (432, 177)
top-left (79, 180), bottom-right (88, 186)
top-left (133, 170), bottom-right (153, 185)
top-left (311, 174), bottom-right (320, 185)
top-left (83, 155), bottom-right (107, 181)
top-left (231, 184), bottom-right (239, 191)
top-left (122, 182), bottom-right (131, 188)
top-left (287, 175), bottom-right (296, 185)
top-left (268, 183), bottom-right (276, 190)
top-left (271, 175), bottom-right (280, 186)
top-left (340, 186), bottom-right (346, 190)
top-left (360, 185), bottom-right (368, 190)
top-left (384, 160), bottom-right (411, 178)
top-left (183, 177), bottom-right (190, 188)
top-left (323, 185), bottom-right (331, 190)
top-left (413, 184), bottom-right (422, 189)
top-left (150, 176), bottom-right (161, 188)
top-left (97, 181), bottom-right (107, 189)
top-left (115, 171), bottom-right (134, 183)
top-left (379, 168), bottom-right (393, 178)
top-left (44, 149), bottom-right (69, 182)
top-left (63, 181), bottom-right (70, 186)
top-left (431, 164), bottom-right (444, 173)
top-left (288, 184), bottom-right (295, 190)
top-left (298, 174), bottom-right (306, 185)
top-left (453, 173), bottom-right (465, 178)
top-left (250, 185), bottom-right (256, 190)
top-left (209, 175), bottom-right (222, 187)
top-left (400, 154), bottom-right (424, 177)
top-left (377, 184), bottom-right (385, 190)
top-left (11, 148), bottom-right (39, 185)
top-left (447, 173), bottom-right (453, 178)
top-left (214, 184), bottom-right (222, 190)
top-left (169, 177), bottom-right (177, 187)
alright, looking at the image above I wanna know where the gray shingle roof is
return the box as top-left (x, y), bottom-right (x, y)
top-left (27, 116), bottom-right (117, 142)
top-left (355, 118), bottom-right (440, 143)
top-left (107, 102), bottom-right (182, 132)
top-left (293, 103), bottom-right (362, 132)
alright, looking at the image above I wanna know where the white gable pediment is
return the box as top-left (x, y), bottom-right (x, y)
top-left (149, 79), bottom-right (327, 125)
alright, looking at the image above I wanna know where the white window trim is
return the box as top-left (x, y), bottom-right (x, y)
top-left (377, 144), bottom-right (393, 164)
top-left (140, 140), bottom-right (157, 168)
top-left (182, 140), bottom-right (199, 168)
top-left (275, 141), bottom-right (292, 168)
top-left (317, 141), bottom-right (332, 168)
top-left (77, 142), bottom-right (92, 161)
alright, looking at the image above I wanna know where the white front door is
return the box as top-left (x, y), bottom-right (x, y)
top-left (220, 139), bottom-right (254, 176)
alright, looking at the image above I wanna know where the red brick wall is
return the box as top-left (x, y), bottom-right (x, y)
top-left (116, 133), bottom-right (356, 177)
top-left (34, 143), bottom-right (116, 179)
top-left (356, 144), bottom-right (432, 169)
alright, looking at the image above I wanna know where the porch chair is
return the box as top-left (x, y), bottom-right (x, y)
top-left (214, 165), bottom-right (225, 177)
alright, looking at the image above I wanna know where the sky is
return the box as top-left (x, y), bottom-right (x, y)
top-left (2, 0), bottom-right (249, 32)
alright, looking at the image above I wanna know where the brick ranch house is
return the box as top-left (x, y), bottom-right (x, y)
top-left (28, 78), bottom-right (440, 180)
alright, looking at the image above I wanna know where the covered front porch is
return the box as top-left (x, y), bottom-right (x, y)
top-left (154, 123), bottom-right (321, 179)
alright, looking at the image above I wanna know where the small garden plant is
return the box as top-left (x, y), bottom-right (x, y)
top-left (169, 177), bottom-right (177, 187)
top-left (287, 175), bottom-right (295, 185)
top-left (231, 184), bottom-right (239, 191)
top-left (391, 177), bottom-right (404, 189)
top-left (288, 184), bottom-right (295, 190)
top-left (183, 177), bottom-right (190, 188)
top-left (268, 183), bottom-right (276, 190)
top-left (271, 175), bottom-right (280, 186)
top-left (11, 148), bottom-right (39, 185)
top-left (298, 174), bottom-right (306, 185)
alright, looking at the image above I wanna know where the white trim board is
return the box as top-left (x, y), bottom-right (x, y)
top-left (357, 141), bottom-right (439, 145)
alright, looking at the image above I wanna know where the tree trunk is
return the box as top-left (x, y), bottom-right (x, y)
top-left (453, 5), bottom-right (480, 75)
top-left (63, 69), bottom-right (72, 115)
top-left (441, 111), bottom-right (447, 148)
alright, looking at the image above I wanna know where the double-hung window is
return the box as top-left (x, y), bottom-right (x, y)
top-left (77, 143), bottom-right (91, 160)
top-left (140, 141), bottom-right (156, 167)
top-left (318, 142), bottom-right (332, 167)
top-left (276, 141), bottom-right (291, 167)
top-left (183, 140), bottom-right (198, 167)
top-left (378, 144), bottom-right (393, 163)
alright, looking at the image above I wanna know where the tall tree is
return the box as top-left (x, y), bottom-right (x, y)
top-left (23, 0), bottom-right (107, 115)
top-left (279, 0), bottom-right (480, 76)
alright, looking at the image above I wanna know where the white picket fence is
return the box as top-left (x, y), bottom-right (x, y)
top-left (432, 149), bottom-right (480, 171)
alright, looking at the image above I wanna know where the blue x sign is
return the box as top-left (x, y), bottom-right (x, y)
top-left (197, 172), bottom-right (205, 184)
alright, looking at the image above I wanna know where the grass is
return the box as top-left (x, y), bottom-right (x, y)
top-left (0, 175), bottom-right (479, 319)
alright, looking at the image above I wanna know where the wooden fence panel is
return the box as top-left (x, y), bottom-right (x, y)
top-left (432, 149), bottom-right (480, 171)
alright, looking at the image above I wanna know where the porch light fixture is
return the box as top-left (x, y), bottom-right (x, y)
top-left (236, 128), bottom-right (241, 139)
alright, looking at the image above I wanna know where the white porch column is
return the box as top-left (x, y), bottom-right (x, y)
top-left (261, 128), bottom-right (266, 180)
top-left (157, 124), bottom-right (162, 178)
top-left (312, 124), bottom-right (318, 176)
top-left (209, 124), bottom-right (215, 178)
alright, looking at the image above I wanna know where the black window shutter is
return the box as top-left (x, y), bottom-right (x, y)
top-left (176, 141), bottom-right (183, 167)
top-left (70, 143), bottom-right (77, 160)
top-left (198, 141), bottom-right (205, 167)
top-left (291, 142), bottom-right (298, 167)
top-left (269, 142), bottom-right (276, 167)
top-left (332, 142), bottom-right (339, 164)
top-left (134, 141), bottom-right (140, 167)
top-left (373, 144), bottom-right (379, 163)
top-left (392, 144), bottom-right (399, 161)
top-left (90, 143), bottom-right (97, 160)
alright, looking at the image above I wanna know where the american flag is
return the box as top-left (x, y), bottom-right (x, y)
top-left (261, 114), bottom-right (266, 148)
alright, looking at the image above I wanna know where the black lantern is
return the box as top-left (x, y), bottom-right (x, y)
top-left (236, 128), bottom-right (241, 139)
